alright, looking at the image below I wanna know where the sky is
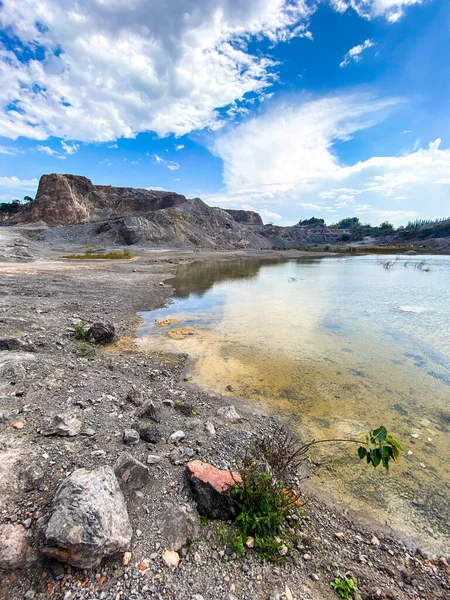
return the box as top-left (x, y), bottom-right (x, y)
top-left (0, 0), bottom-right (449, 226)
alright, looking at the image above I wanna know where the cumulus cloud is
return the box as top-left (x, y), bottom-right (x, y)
top-left (0, 0), bottom-right (424, 143)
top-left (175, 144), bottom-right (185, 152)
top-left (0, 0), bottom-right (315, 142)
top-left (208, 94), bottom-right (450, 226)
top-left (340, 39), bottom-right (374, 68)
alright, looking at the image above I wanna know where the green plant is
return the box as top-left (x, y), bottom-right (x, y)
top-left (77, 341), bottom-right (96, 358)
top-left (331, 575), bottom-right (358, 599)
top-left (200, 517), bottom-right (209, 526)
top-left (230, 439), bottom-right (303, 560)
top-left (73, 321), bottom-right (88, 341)
top-left (216, 525), bottom-right (227, 544)
top-left (231, 533), bottom-right (245, 555)
top-left (357, 426), bottom-right (402, 470)
top-left (84, 245), bottom-right (95, 255)
top-left (122, 248), bottom-right (132, 257)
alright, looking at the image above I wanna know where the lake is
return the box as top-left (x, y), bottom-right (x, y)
top-left (137, 255), bottom-right (450, 553)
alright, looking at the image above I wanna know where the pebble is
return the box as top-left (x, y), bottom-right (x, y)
top-left (123, 552), bottom-right (131, 566)
top-left (303, 553), bottom-right (312, 560)
top-left (162, 549), bottom-right (180, 568)
top-left (168, 430), bottom-right (185, 443)
top-left (335, 531), bottom-right (345, 539)
top-left (12, 421), bottom-right (24, 430)
top-left (371, 535), bottom-right (380, 546)
top-left (147, 454), bottom-right (162, 465)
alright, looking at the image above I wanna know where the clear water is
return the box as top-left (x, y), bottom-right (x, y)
top-left (137, 255), bottom-right (450, 553)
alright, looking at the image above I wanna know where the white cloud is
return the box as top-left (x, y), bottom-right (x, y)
top-left (340, 39), bottom-right (375, 68)
top-left (260, 208), bottom-right (282, 221)
top-left (0, 145), bottom-right (22, 155)
top-left (61, 140), bottom-right (79, 154)
top-left (36, 145), bottom-right (66, 159)
top-left (0, 0), bottom-right (423, 144)
top-left (208, 94), bottom-right (450, 226)
top-left (0, 0), bottom-right (315, 142)
top-left (154, 154), bottom-right (180, 171)
top-left (175, 144), bottom-right (185, 151)
top-left (0, 176), bottom-right (39, 189)
top-left (108, 143), bottom-right (118, 149)
top-left (333, 0), bottom-right (425, 22)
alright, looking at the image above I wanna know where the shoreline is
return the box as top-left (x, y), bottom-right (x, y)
top-left (0, 247), bottom-right (448, 600)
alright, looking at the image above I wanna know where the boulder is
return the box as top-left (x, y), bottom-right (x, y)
top-left (40, 410), bottom-right (83, 437)
top-left (0, 524), bottom-right (36, 570)
top-left (186, 460), bottom-right (243, 520)
top-left (0, 338), bottom-right (35, 352)
top-left (217, 405), bottom-right (241, 423)
top-left (126, 388), bottom-right (144, 407)
top-left (136, 401), bottom-right (161, 423)
top-left (170, 446), bottom-right (195, 465)
top-left (160, 505), bottom-right (199, 551)
top-left (123, 429), bottom-right (140, 444)
top-left (42, 466), bottom-right (132, 568)
top-left (139, 424), bottom-right (162, 444)
top-left (114, 453), bottom-right (150, 491)
top-left (86, 322), bottom-right (115, 345)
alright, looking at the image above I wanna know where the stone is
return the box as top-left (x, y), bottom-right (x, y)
top-left (42, 466), bottom-right (132, 568)
top-left (0, 524), bottom-right (36, 570)
top-left (123, 429), bottom-right (140, 444)
top-left (160, 505), bottom-right (199, 551)
top-left (168, 430), bottom-right (185, 444)
top-left (170, 446), bottom-right (195, 465)
top-left (147, 454), bottom-right (162, 465)
top-left (136, 401), bottom-right (161, 423)
top-left (217, 406), bottom-right (241, 423)
top-left (162, 549), bottom-right (180, 568)
top-left (86, 322), bottom-right (115, 345)
top-left (12, 421), bottom-right (24, 430)
top-left (0, 338), bottom-right (35, 352)
top-left (139, 424), bottom-right (162, 444)
top-left (204, 421), bottom-right (216, 437)
top-left (186, 460), bottom-right (243, 520)
top-left (371, 535), bottom-right (380, 546)
top-left (246, 536), bottom-right (254, 548)
top-left (19, 464), bottom-right (45, 492)
top-left (126, 388), bottom-right (144, 407)
top-left (114, 453), bottom-right (150, 491)
top-left (40, 410), bottom-right (83, 436)
top-left (123, 551), bottom-right (132, 566)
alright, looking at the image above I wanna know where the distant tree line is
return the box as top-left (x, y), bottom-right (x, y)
top-left (0, 195), bottom-right (34, 216)
top-left (297, 214), bottom-right (450, 241)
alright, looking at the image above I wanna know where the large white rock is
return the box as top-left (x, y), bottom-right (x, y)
top-left (42, 466), bottom-right (132, 568)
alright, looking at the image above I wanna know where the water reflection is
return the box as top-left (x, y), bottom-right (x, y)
top-left (138, 255), bottom-right (450, 553)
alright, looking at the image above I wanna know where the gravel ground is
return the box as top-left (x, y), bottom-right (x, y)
top-left (0, 236), bottom-right (448, 600)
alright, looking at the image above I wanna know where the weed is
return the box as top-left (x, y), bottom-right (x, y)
top-left (331, 576), bottom-right (358, 599)
top-left (231, 533), bottom-right (245, 555)
top-left (84, 245), bottom-right (95, 255)
top-left (77, 341), bottom-right (96, 358)
top-left (200, 517), bottom-right (209, 526)
top-left (216, 525), bottom-right (227, 544)
top-left (73, 321), bottom-right (88, 341)
top-left (230, 437), bottom-right (303, 560)
top-left (60, 249), bottom-right (133, 260)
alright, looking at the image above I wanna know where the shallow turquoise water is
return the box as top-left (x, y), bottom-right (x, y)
top-left (138, 255), bottom-right (450, 552)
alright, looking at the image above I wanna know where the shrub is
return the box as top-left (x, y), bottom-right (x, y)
top-left (229, 424), bottom-right (402, 559)
top-left (73, 321), bottom-right (88, 341)
top-left (77, 341), bottom-right (96, 358)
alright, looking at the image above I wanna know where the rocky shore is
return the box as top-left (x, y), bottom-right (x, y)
top-left (0, 245), bottom-right (448, 600)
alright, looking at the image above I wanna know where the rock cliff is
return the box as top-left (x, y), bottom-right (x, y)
top-left (223, 209), bottom-right (263, 226)
top-left (9, 174), bottom-right (188, 226)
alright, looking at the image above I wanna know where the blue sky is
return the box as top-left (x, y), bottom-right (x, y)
top-left (0, 0), bottom-right (449, 226)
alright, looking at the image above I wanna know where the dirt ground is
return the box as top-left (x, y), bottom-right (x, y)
top-left (0, 233), bottom-right (448, 600)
